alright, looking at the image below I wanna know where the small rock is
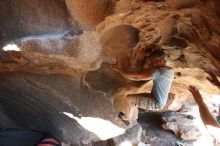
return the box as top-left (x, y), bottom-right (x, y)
top-left (113, 124), bottom-right (142, 146)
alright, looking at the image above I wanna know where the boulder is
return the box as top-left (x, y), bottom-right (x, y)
top-left (113, 124), bottom-right (142, 146)
top-left (162, 112), bottom-right (201, 140)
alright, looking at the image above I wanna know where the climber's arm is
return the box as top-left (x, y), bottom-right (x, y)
top-left (188, 86), bottom-right (220, 128)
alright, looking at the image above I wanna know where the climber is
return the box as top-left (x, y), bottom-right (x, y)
top-left (114, 49), bottom-right (174, 123)
top-left (188, 86), bottom-right (220, 143)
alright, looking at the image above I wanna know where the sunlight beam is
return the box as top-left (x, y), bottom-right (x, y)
top-left (3, 44), bottom-right (20, 51)
top-left (63, 112), bottom-right (125, 140)
top-left (119, 141), bottom-right (132, 146)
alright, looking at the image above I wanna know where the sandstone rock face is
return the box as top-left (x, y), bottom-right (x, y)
top-left (3, 31), bottom-right (104, 71)
top-left (97, 0), bottom-right (220, 97)
top-left (98, 0), bottom-right (220, 66)
top-left (1, 0), bottom-right (220, 145)
top-left (166, 0), bottom-right (201, 10)
top-left (17, 33), bottom-right (80, 57)
top-left (0, 0), bottom-right (78, 48)
top-left (65, 0), bottom-right (113, 29)
top-left (101, 25), bottom-right (140, 51)
top-left (0, 51), bottom-right (128, 145)
top-left (100, 24), bottom-right (140, 69)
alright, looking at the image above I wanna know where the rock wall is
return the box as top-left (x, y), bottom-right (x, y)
top-left (0, 0), bottom-right (220, 145)
top-left (0, 0), bottom-right (78, 47)
top-left (0, 51), bottom-right (129, 145)
top-left (98, 0), bottom-right (220, 69)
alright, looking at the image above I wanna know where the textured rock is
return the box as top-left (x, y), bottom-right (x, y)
top-left (159, 15), bottom-right (177, 44)
top-left (176, 22), bottom-right (199, 43)
top-left (97, 0), bottom-right (220, 96)
top-left (84, 62), bottom-right (145, 121)
top-left (0, 51), bottom-right (129, 145)
top-left (101, 25), bottom-right (140, 51)
top-left (138, 112), bottom-right (187, 146)
top-left (15, 31), bottom-right (100, 60)
top-left (1, 0), bottom-right (220, 145)
top-left (165, 0), bottom-right (201, 10)
top-left (17, 33), bottom-right (80, 57)
top-left (0, 0), bottom-right (77, 47)
top-left (92, 138), bottom-right (116, 146)
top-left (162, 112), bottom-right (201, 140)
top-left (101, 1), bottom-right (216, 57)
top-left (65, 0), bottom-right (113, 29)
top-left (91, 124), bottom-right (143, 146)
top-left (0, 72), bottom-right (125, 145)
top-left (101, 24), bottom-right (140, 69)
top-left (113, 124), bottom-right (142, 146)
top-left (0, 72), bottom-right (90, 145)
top-left (137, 110), bottom-right (217, 146)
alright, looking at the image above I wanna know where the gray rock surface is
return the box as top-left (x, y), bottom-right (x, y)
top-left (162, 112), bottom-right (201, 140)
top-left (0, 53), bottom-right (129, 145)
top-left (113, 124), bottom-right (142, 146)
top-left (0, 0), bottom-right (78, 47)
